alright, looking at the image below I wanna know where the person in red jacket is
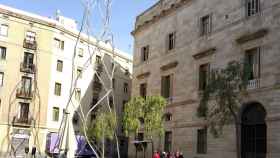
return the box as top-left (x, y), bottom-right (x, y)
top-left (153, 150), bottom-right (160, 158)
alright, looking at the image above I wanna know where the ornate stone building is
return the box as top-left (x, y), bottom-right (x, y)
top-left (130, 0), bottom-right (280, 158)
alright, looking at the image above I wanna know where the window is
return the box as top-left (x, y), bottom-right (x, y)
top-left (25, 31), bottom-right (36, 43)
top-left (77, 68), bottom-right (83, 78)
top-left (197, 128), bottom-right (207, 154)
top-left (122, 100), bottom-right (127, 112)
top-left (57, 60), bottom-right (63, 72)
top-left (96, 55), bottom-right (102, 64)
top-left (161, 75), bottom-right (173, 100)
top-left (200, 15), bottom-right (212, 36)
top-left (54, 38), bottom-right (64, 50)
top-left (164, 131), bottom-right (172, 152)
top-left (245, 47), bottom-right (260, 80)
top-left (78, 48), bottom-right (84, 57)
top-left (141, 45), bottom-right (149, 62)
top-left (0, 46), bottom-right (6, 60)
top-left (199, 64), bottom-right (210, 90)
top-left (54, 82), bottom-right (62, 96)
top-left (75, 88), bottom-right (81, 101)
top-left (164, 113), bottom-right (172, 122)
top-left (125, 69), bottom-right (129, 76)
top-left (246, 0), bottom-right (260, 17)
top-left (140, 83), bottom-right (147, 98)
top-left (21, 77), bottom-right (32, 94)
top-left (0, 72), bottom-right (3, 86)
top-left (167, 32), bottom-right (176, 50)
top-left (123, 82), bottom-right (128, 93)
top-left (0, 24), bottom-right (8, 36)
top-left (19, 103), bottom-right (29, 123)
top-left (111, 62), bottom-right (115, 69)
top-left (52, 107), bottom-right (59, 122)
top-left (135, 132), bottom-right (144, 151)
top-left (136, 133), bottom-right (144, 141)
top-left (109, 96), bottom-right (114, 108)
top-left (112, 78), bottom-right (115, 89)
top-left (23, 52), bottom-right (34, 65)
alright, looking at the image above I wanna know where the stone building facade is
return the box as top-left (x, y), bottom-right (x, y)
top-left (130, 0), bottom-right (280, 158)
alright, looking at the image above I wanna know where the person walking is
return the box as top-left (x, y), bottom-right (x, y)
top-left (153, 150), bottom-right (160, 158)
top-left (175, 151), bottom-right (180, 158)
top-left (179, 152), bottom-right (184, 158)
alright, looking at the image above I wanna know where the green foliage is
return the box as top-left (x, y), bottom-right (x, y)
top-left (123, 96), bottom-right (167, 138)
top-left (87, 110), bottom-right (117, 141)
top-left (197, 61), bottom-right (249, 137)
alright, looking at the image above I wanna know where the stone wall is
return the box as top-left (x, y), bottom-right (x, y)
top-left (130, 0), bottom-right (280, 157)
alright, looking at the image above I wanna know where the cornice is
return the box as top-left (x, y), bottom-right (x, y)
top-left (236, 28), bottom-right (269, 44)
top-left (193, 47), bottom-right (216, 60)
top-left (131, 0), bottom-right (193, 36)
top-left (160, 61), bottom-right (178, 71)
top-left (136, 72), bottom-right (151, 79)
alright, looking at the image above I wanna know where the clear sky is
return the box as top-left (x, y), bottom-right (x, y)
top-left (1, 0), bottom-right (157, 54)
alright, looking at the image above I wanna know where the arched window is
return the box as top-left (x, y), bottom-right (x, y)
top-left (241, 103), bottom-right (266, 158)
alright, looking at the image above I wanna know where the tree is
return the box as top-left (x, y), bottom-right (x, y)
top-left (87, 110), bottom-right (117, 158)
top-left (197, 61), bottom-right (249, 158)
top-left (122, 96), bottom-right (167, 143)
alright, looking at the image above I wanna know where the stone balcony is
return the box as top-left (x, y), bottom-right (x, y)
top-left (247, 79), bottom-right (260, 90)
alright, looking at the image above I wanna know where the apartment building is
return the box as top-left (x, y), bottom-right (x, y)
top-left (0, 4), bottom-right (132, 158)
top-left (130, 0), bottom-right (280, 158)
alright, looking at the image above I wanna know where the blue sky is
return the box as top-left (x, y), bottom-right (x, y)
top-left (1, 0), bottom-right (157, 54)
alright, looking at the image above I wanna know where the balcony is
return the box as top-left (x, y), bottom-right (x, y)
top-left (12, 115), bottom-right (32, 127)
top-left (20, 62), bottom-right (36, 74)
top-left (23, 39), bottom-right (37, 50)
top-left (95, 62), bottom-right (103, 73)
top-left (16, 89), bottom-right (33, 99)
top-left (247, 79), bottom-right (260, 90)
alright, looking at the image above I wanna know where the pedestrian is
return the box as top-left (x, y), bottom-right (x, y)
top-left (153, 150), bottom-right (160, 158)
top-left (160, 151), bottom-right (166, 158)
top-left (175, 151), bottom-right (180, 158)
top-left (179, 152), bottom-right (184, 158)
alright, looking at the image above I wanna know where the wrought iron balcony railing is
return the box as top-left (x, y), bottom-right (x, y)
top-left (12, 115), bottom-right (32, 126)
top-left (23, 39), bottom-right (37, 50)
top-left (20, 62), bottom-right (36, 74)
top-left (16, 89), bottom-right (33, 99)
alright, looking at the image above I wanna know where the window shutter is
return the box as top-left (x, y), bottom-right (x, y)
top-left (254, 47), bottom-right (261, 78)
top-left (173, 32), bottom-right (176, 49)
top-left (147, 45), bottom-right (149, 60)
top-left (161, 77), bottom-right (165, 97)
top-left (207, 64), bottom-right (210, 86)
top-left (170, 74), bottom-right (174, 99)
top-left (166, 34), bottom-right (169, 51)
top-left (141, 47), bottom-right (144, 62)
top-left (199, 17), bottom-right (203, 36)
top-left (209, 14), bottom-right (213, 34)
top-left (61, 41), bottom-right (64, 50)
top-left (166, 76), bottom-right (170, 98)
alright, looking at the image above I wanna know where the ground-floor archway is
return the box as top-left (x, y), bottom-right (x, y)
top-left (241, 102), bottom-right (267, 158)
